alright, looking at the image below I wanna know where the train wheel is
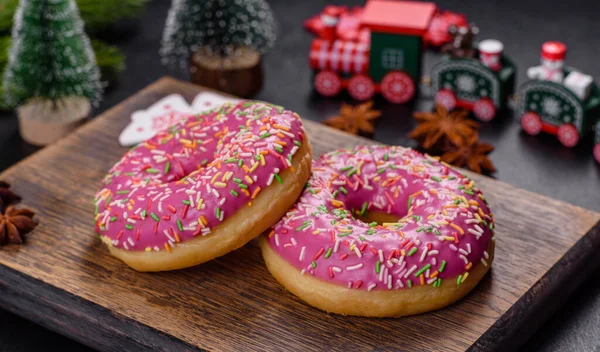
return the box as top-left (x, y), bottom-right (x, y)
top-left (521, 112), bottom-right (543, 135)
top-left (594, 143), bottom-right (600, 164)
top-left (314, 71), bottom-right (342, 97)
top-left (473, 98), bottom-right (496, 122)
top-left (557, 123), bottom-right (579, 147)
top-left (380, 71), bottom-right (415, 103)
top-left (435, 89), bottom-right (457, 110)
top-left (348, 75), bottom-right (376, 101)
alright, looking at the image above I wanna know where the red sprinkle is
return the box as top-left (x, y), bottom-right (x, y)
top-left (328, 266), bottom-right (334, 278)
top-left (135, 229), bottom-right (140, 241)
top-left (359, 243), bottom-right (368, 252)
top-left (314, 247), bottom-right (325, 260)
top-left (162, 215), bottom-right (171, 220)
top-left (181, 204), bottom-right (189, 219)
top-left (167, 205), bottom-right (177, 213)
top-left (355, 280), bottom-right (363, 289)
top-left (340, 253), bottom-right (349, 260)
top-left (116, 230), bottom-right (123, 240)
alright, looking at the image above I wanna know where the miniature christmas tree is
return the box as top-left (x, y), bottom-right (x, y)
top-left (2, 0), bottom-right (103, 145)
top-left (160, 0), bottom-right (277, 97)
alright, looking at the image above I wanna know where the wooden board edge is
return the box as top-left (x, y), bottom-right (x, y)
top-left (0, 263), bottom-right (200, 352)
top-left (470, 219), bottom-right (600, 351)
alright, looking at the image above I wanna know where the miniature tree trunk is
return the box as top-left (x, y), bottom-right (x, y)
top-left (190, 47), bottom-right (263, 98)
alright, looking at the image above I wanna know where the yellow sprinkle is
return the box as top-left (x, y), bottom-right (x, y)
top-left (312, 230), bottom-right (321, 234)
top-left (245, 175), bottom-right (254, 184)
top-left (449, 223), bottom-right (465, 235)
top-left (357, 161), bottom-right (364, 175)
top-left (145, 247), bottom-right (152, 252)
top-left (474, 213), bottom-right (482, 221)
top-left (250, 161), bottom-right (259, 173)
top-left (222, 171), bottom-right (232, 182)
top-left (436, 221), bottom-right (449, 225)
top-left (468, 200), bottom-right (479, 206)
top-left (382, 222), bottom-right (400, 227)
top-left (260, 154), bottom-right (266, 166)
top-left (467, 181), bottom-right (475, 189)
top-left (444, 236), bottom-right (455, 241)
top-left (211, 172), bottom-right (222, 184)
top-left (442, 209), bottom-right (448, 216)
top-left (179, 138), bottom-right (192, 144)
top-left (461, 272), bottom-right (469, 283)
top-left (213, 182), bottom-right (227, 188)
top-left (197, 198), bottom-right (204, 210)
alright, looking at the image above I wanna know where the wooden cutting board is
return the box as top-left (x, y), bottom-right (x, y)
top-left (0, 78), bottom-right (598, 352)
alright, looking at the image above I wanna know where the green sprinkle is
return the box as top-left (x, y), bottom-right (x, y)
top-left (238, 159), bottom-right (243, 167)
top-left (177, 219), bottom-right (184, 232)
top-left (434, 229), bottom-right (441, 236)
top-left (347, 168), bottom-right (357, 177)
top-left (339, 187), bottom-right (348, 195)
top-left (376, 261), bottom-right (381, 274)
top-left (182, 200), bottom-right (191, 205)
top-left (431, 176), bottom-right (442, 182)
top-left (294, 140), bottom-right (301, 146)
top-left (359, 236), bottom-right (365, 242)
top-left (311, 261), bottom-right (317, 268)
top-left (457, 275), bottom-right (463, 285)
top-left (384, 153), bottom-right (389, 161)
top-left (260, 133), bottom-right (271, 139)
top-left (489, 222), bottom-right (494, 230)
top-left (408, 247), bottom-right (418, 256)
top-left (164, 162), bottom-right (171, 174)
top-left (338, 232), bottom-right (350, 237)
top-left (407, 196), bottom-right (413, 209)
top-left (233, 178), bottom-right (242, 183)
top-left (141, 210), bottom-right (147, 219)
top-left (325, 248), bottom-right (333, 259)
top-left (254, 155), bottom-right (261, 161)
top-left (242, 101), bottom-right (253, 107)
top-left (104, 195), bottom-right (112, 206)
top-left (216, 207), bottom-right (221, 218)
top-left (458, 185), bottom-right (466, 189)
top-left (366, 229), bottom-right (376, 235)
top-left (436, 278), bottom-right (442, 287)
top-left (146, 168), bottom-right (159, 174)
top-left (275, 146), bottom-right (283, 153)
top-left (369, 222), bottom-right (378, 227)
top-left (274, 174), bottom-right (282, 184)
top-left (94, 204), bottom-right (99, 215)
top-left (439, 260), bottom-right (447, 272)
top-left (150, 213), bottom-right (160, 222)
top-left (340, 165), bottom-right (353, 172)
top-left (309, 188), bottom-right (316, 194)
top-left (448, 176), bottom-right (456, 180)
top-left (360, 202), bottom-right (368, 216)
top-left (100, 226), bottom-right (106, 231)
top-left (377, 168), bottom-right (386, 174)
top-left (201, 159), bottom-right (208, 165)
top-left (407, 279), bottom-right (412, 288)
top-left (296, 221), bottom-right (311, 231)
top-left (332, 190), bottom-right (339, 198)
top-left (463, 189), bottom-right (474, 195)
top-left (414, 264), bottom-right (431, 277)
top-left (116, 190), bottom-right (130, 195)
top-left (238, 183), bottom-right (248, 189)
top-left (231, 190), bottom-right (239, 196)
top-left (225, 158), bottom-right (238, 163)
top-left (110, 216), bottom-right (117, 222)
top-left (453, 199), bottom-right (461, 205)
top-left (416, 226), bottom-right (425, 232)
top-left (125, 224), bottom-right (133, 230)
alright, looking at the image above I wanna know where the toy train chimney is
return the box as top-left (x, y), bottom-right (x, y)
top-left (321, 6), bottom-right (343, 41)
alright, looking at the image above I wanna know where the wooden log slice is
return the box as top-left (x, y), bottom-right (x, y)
top-left (190, 47), bottom-right (263, 98)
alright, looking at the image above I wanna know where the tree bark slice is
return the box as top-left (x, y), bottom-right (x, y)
top-left (190, 47), bottom-right (263, 98)
top-left (17, 97), bottom-right (91, 146)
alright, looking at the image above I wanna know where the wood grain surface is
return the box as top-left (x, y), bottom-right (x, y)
top-left (0, 77), bottom-right (598, 352)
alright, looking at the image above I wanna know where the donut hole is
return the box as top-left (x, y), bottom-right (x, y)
top-left (355, 211), bottom-right (400, 226)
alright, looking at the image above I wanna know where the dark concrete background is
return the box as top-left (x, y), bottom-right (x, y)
top-left (0, 0), bottom-right (598, 350)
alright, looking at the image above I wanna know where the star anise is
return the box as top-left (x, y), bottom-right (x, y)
top-left (0, 180), bottom-right (21, 213)
top-left (441, 134), bottom-right (496, 174)
top-left (0, 206), bottom-right (37, 245)
top-left (324, 101), bottom-right (382, 135)
top-left (409, 105), bottom-right (479, 151)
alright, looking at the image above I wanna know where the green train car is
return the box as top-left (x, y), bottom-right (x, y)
top-left (431, 53), bottom-right (516, 121)
top-left (517, 68), bottom-right (600, 150)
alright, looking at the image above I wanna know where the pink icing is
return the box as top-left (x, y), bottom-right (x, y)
top-left (94, 101), bottom-right (305, 252)
top-left (267, 145), bottom-right (495, 291)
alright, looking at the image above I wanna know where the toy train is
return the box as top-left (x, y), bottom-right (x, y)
top-left (307, 1), bottom-right (464, 103)
top-left (306, 1), bottom-right (600, 163)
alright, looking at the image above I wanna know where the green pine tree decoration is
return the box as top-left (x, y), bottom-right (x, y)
top-left (160, 0), bottom-right (277, 71)
top-left (3, 0), bottom-right (103, 108)
top-left (160, 0), bottom-right (277, 97)
top-left (3, 0), bottom-right (104, 145)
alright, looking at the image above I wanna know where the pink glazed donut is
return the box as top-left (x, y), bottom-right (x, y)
top-left (259, 145), bottom-right (495, 317)
top-left (95, 101), bottom-right (312, 271)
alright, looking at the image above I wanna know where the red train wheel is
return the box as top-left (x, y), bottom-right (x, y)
top-left (348, 74), bottom-right (376, 101)
top-left (521, 112), bottom-right (543, 135)
top-left (557, 123), bottom-right (579, 147)
top-left (380, 71), bottom-right (415, 103)
top-left (435, 89), bottom-right (457, 111)
top-left (473, 98), bottom-right (496, 122)
top-left (314, 71), bottom-right (342, 97)
top-left (594, 143), bottom-right (600, 164)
